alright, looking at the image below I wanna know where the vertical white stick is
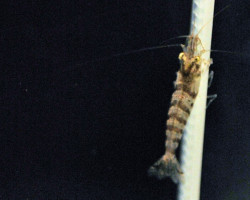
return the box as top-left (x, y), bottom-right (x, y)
top-left (177, 1), bottom-right (215, 200)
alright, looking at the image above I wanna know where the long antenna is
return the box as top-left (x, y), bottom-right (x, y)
top-left (177, 1), bottom-right (215, 200)
top-left (83, 44), bottom-right (181, 65)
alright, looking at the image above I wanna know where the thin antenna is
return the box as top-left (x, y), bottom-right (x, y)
top-left (161, 5), bottom-right (231, 48)
top-left (83, 44), bottom-right (181, 65)
top-left (83, 5), bottom-right (230, 67)
top-left (64, 4), bottom-right (233, 73)
top-left (196, 4), bottom-right (230, 37)
top-left (112, 44), bottom-right (181, 57)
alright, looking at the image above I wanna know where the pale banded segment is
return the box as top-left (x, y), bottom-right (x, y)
top-left (175, 83), bottom-right (197, 98)
top-left (171, 89), bottom-right (194, 105)
top-left (165, 139), bottom-right (179, 150)
top-left (166, 130), bottom-right (182, 140)
top-left (168, 106), bottom-right (189, 120)
top-left (172, 89), bottom-right (192, 100)
top-left (167, 118), bottom-right (186, 130)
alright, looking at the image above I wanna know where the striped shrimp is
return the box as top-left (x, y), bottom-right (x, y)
top-left (148, 33), bottom-right (206, 183)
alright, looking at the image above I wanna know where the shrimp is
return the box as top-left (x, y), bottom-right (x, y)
top-left (148, 33), bottom-right (206, 183)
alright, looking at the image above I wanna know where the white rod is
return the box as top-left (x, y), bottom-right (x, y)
top-left (177, 1), bottom-right (215, 200)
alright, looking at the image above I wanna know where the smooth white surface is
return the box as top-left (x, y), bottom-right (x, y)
top-left (177, 0), bottom-right (215, 200)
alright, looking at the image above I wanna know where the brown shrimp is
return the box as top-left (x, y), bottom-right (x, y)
top-left (148, 33), bottom-right (204, 183)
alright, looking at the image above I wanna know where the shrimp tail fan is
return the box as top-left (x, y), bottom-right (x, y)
top-left (148, 153), bottom-right (183, 184)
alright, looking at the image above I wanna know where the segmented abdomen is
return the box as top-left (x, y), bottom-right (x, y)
top-left (165, 83), bottom-right (197, 153)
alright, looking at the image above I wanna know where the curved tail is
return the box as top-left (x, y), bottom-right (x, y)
top-left (148, 153), bottom-right (183, 184)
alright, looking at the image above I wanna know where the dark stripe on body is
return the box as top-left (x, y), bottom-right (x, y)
top-left (175, 83), bottom-right (197, 98)
top-left (168, 112), bottom-right (187, 125)
top-left (172, 137), bottom-right (182, 143)
top-left (167, 125), bottom-right (182, 134)
top-left (165, 83), bottom-right (197, 153)
top-left (170, 100), bottom-right (191, 115)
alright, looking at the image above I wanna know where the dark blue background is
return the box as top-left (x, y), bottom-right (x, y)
top-left (1, 0), bottom-right (249, 199)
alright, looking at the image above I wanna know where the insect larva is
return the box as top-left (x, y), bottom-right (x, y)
top-left (148, 32), bottom-right (206, 183)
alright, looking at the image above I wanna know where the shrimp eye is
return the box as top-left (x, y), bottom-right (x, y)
top-left (194, 56), bottom-right (200, 62)
top-left (178, 52), bottom-right (185, 60)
